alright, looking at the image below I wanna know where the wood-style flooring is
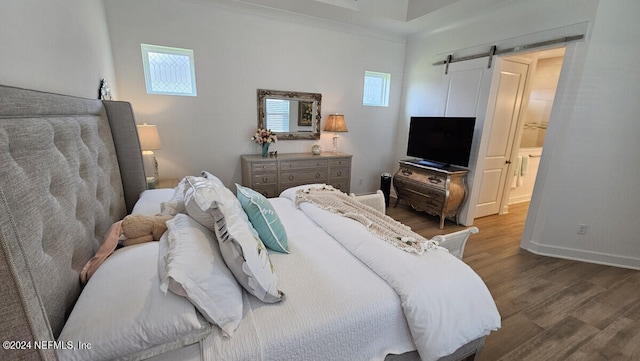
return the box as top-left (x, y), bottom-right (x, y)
top-left (386, 201), bottom-right (640, 361)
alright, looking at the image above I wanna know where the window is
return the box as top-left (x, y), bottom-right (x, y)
top-left (363, 71), bottom-right (391, 107)
top-left (141, 44), bottom-right (197, 96)
top-left (265, 99), bottom-right (290, 132)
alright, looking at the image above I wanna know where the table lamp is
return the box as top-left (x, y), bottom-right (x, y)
top-left (324, 114), bottom-right (348, 153)
top-left (137, 123), bottom-right (161, 184)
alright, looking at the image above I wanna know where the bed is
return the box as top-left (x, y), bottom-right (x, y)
top-left (0, 84), bottom-right (500, 361)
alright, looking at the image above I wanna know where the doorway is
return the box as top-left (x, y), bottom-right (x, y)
top-left (439, 46), bottom-right (567, 225)
top-left (492, 47), bottom-right (565, 216)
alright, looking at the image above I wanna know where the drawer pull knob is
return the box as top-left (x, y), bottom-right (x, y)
top-left (402, 169), bottom-right (413, 176)
top-left (262, 176), bottom-right (268, 183)
top-left (428, 176), bottom-right (442, 184)
top-left (315, 173), bottom-right (321, 179)
top-left (336, 171), bottom-right (342, 176)
top-left (289, 175), bottom-right (294, 181)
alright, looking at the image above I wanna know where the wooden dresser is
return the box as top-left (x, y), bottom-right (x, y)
top-left (241, 152), bottom-right (352, 197)
top-left (392, 160), bottom-right (468, 229)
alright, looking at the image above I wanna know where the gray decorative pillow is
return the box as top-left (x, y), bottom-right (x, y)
top-left (183, 177), bottom-right (283, 303)
top-left (210, 201), bottom-right (284, 303)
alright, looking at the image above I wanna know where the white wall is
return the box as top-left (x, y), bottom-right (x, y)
top-left (103, 0), bottom-right (406, 193)
top-left (0, 0), bottom-right (117, 99)
top-left (400, 0), bottom-right (640, 269)
top-left (522, 0), bottom-right (640, 269)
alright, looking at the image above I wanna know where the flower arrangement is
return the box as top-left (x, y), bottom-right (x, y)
top-left (251, 128), bottom-right (278, 144)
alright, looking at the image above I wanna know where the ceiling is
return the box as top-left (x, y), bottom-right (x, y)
top-left (194, 0), bottom-right (474, 38)
top-left (235, 0), bottom-right (463, 22)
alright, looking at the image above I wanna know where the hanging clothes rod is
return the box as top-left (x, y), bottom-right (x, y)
top-left (434, 34), bottom-right (584, 73)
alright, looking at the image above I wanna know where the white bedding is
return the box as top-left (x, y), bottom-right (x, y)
top-left (198, 196), bottom-right (416, 361)
top-left (288, 195), bottom-right (501, 361)
top-left (138, 189), bottom-right (499, 361)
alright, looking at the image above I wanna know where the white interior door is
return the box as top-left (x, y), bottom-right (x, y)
top-left (474, 59), bottom-right (528, 218)
top-left (440, 57), bottom-right (494, 226)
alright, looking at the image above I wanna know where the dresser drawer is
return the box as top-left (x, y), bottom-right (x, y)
top-left (252, 162), bottom-right (277, 173)
top-left (280, 170), bottom-right (328, 185)
top-left (330, 179), bottom-right (350, 193)
top-left (252, 173), bottom-right (276, 186)
top-left (329, 158), bottom-right (351, 167)
top-left (398, 187), bottom-right (444, 211)
top-left (330, 167), bottom-right (349, 179)
top-left (280, 159), bottom-right (328, 170)
top-left (398, 167), bottom-right (446, 189)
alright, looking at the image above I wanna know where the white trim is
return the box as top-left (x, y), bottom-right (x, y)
top-left (522, 239), bottom-right (640, 271)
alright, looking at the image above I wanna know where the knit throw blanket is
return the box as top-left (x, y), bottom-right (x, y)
top-left (295, 186), bottom-right (445, 255)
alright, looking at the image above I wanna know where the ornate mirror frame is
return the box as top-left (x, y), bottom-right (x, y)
top-left (257, 89), bottom-right (322, 140)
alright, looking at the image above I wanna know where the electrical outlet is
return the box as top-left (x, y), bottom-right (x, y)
top-left (577, 224), bottom-right (588, 235)
top-left (359, 178), bottom-right (363, 185)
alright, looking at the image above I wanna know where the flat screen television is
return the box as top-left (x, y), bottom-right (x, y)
top-left (407, 116), bottom-right (476, 168)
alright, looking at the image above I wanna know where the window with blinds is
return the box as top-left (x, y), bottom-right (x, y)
top-left (141, 44), bottom-right (197, 96)
top-left (265, 99), bottom-right (290, 132)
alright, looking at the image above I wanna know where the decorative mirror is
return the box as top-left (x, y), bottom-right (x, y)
top-left (257, 89), bottom-right (321, 140)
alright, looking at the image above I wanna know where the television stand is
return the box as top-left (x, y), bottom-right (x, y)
top-left (393, 160), bottom-right (469, 229)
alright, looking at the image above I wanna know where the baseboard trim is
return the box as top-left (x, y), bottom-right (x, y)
top-left (522, 239), bottom-right (640, 270)
top-left (508, 195), bottom-right (531, 205)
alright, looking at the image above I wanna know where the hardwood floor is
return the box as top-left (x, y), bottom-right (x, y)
top-left (386, 201), bottom-right (640, 361)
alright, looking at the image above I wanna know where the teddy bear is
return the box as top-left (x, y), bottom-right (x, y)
top-left (121, 214), bottom-right (173, 246)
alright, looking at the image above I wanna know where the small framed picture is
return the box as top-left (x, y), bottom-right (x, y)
top-left (298, 101), bottom-right (313, 126)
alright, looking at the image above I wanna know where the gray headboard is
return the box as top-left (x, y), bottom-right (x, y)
top-left (0, 85), bottom-right (146, 360)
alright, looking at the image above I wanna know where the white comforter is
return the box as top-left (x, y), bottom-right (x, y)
top-left (199, 197), bottom-right (416, 361)
top-left (140, 189), bottom-right (499, 361)
top-left (286, 195), bottom-right (501, 361)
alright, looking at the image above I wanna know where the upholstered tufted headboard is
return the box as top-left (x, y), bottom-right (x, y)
top-left (0, 85), bottom-right (146, 360)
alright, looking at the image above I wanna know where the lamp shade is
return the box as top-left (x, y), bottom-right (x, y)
top-left (324, 114), bottom-right (348, 133)
top-left (137, 123), bottom-right (161, 151)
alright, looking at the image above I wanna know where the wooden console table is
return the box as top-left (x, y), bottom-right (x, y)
top-left (241, 152), bottom-right (352, 197)
top-left (392, 160), bottom-right (468, 229)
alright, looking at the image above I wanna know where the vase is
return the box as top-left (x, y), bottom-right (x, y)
top-left (261, 143), bottom-right (270, 157)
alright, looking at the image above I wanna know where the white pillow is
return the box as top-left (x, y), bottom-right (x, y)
top-left (182, 176), bottom-right (252, 232)
top-left (159, 214), bottom-right (243, 336)
top-left (57, 243), bottom-right (210, 361)
top-left (201, 170), bottom-right (225, 187)
top-left (132, 188), bottom-right (176, 216)
top-left (159, 172), bottom-right (220, 216)
top-left (182, 177), bottom-right (283, 303)
top-left (161, 177), bottom-right (189, 216)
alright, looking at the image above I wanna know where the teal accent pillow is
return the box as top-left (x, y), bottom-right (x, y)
top-left (235, 184), bottom-right (289, 253)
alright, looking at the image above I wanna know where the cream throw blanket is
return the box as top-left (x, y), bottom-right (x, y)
top-left (295, 186), bottom-right (445, 255)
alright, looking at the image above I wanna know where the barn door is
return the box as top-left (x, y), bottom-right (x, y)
top-left (439, 56), bottom-right (529, 223)
top-left (440, 57), bottom-right (493, 225)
